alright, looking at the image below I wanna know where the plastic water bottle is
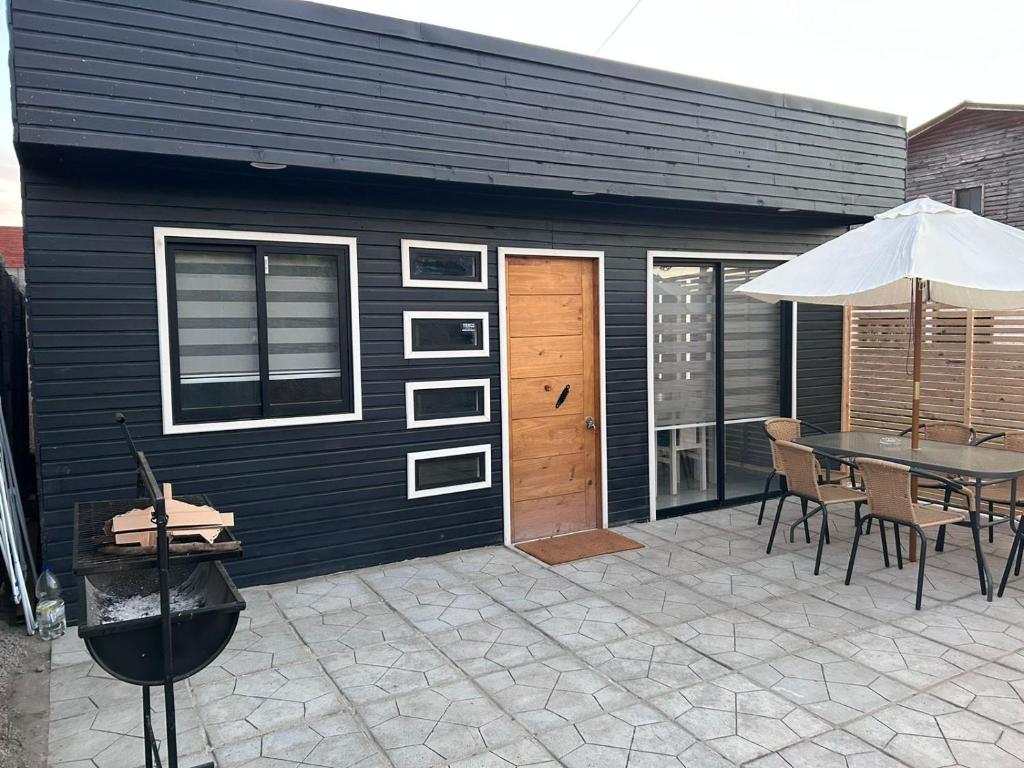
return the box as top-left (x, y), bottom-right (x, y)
top-left (35, 565), bottom-right (66, 640)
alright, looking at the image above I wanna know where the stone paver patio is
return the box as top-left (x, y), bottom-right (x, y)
top-left (48, 499), bottom-right (1024, 767)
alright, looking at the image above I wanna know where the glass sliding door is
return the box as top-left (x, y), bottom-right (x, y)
top-left (653, 259), bottom-right (789, 515)
top-left (722, 264), bottom-right (786, 499)
top-left (653, 264), bottom-right (718, 509)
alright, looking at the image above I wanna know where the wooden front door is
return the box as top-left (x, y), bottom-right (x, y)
top-left (506, 255), bottom-right (602, 542)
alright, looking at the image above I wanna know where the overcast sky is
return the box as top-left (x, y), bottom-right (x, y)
top-left (2, 0), bottom-right (1023, 225)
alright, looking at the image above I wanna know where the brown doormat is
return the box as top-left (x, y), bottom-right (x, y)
top-left (516, 528), bottom-right (643, 565)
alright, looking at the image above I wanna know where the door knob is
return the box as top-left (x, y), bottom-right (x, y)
top-left (585, 416), bottom-right (597, 431)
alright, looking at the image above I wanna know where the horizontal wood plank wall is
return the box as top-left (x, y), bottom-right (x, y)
top-left (22, 149), bottom-right (851, 615)
top-left (908, 110), bottom-right (1024, 229)
top-left (10, 0), bottom-right (905, 218)
top-left (846, 303), bottom-right (1024, 438)
top-left (797, 304), bottom-right (844, 431)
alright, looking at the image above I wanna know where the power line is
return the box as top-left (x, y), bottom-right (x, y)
top-left (594, 0), bottom-right (644, 55)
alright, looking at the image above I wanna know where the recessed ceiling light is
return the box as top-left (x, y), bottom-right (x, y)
top-left (250, 162), bottom-right (288, 170)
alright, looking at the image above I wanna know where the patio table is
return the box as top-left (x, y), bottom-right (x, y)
top-left (796, 430), bottom-right (1024, 601)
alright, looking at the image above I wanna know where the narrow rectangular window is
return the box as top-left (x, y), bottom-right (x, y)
top-left (407, 445), bottom-right (492, 498)
top-left (402, 240), bottom-right (487, 289)
top-left (406, 379), bottom-right (491, 428)
top-left (404, 311), bottom-right (490, 359)
top-left (159, 230), bottom-right (360, 432)
top-left (954, 186), bottom-right (983, 215)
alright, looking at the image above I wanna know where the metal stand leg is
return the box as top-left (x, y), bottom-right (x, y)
top-left (143, 686), bottom-right (157, 768)
top-left (913, 525), bottom-right (928, 610)
top-left (767, 494), bottom-right (786, 554)
top-left (846, 514), bottom-right (865, 585)
top-left (757, 470), bottom-right (776, 525)
top-left (814, 505), bottom-right (829, 575)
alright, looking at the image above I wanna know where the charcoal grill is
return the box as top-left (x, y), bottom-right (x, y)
top-left (72, 415), bottom-right (245, 768)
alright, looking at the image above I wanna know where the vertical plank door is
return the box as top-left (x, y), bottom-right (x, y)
top-left (506, 256), bottom-right (601, 542)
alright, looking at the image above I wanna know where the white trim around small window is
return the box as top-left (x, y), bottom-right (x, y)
top-left (407, 444), bottom-right (492, 499)
top-left (154, 227), bottom-right (362, 435)
top-left (405, 379), bottom-right (491, 429)
top-left (403, 311), bottom-right (490, 359)
top-left (401, 240), bottom-right (488, 289)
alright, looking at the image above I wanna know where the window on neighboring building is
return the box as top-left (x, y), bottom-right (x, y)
top-left (158, 230), bottom-right (360, 432)
top-left (954, 186), bottom-right (984, 215)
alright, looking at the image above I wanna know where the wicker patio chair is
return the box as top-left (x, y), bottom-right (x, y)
top-left (847, 457), bottom-right (966, 609)
top-left (971, 431), bottom-right (1024, 593)
top-left (766, 440), bottom-right (866, 575)
top-left (758, 418), bottom-right (857, 526)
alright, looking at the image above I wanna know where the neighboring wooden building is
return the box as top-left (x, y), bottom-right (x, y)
top-left (8, 0), bottom-right (906, 609)
top-left (908, 102), bottom-right (1024, 225)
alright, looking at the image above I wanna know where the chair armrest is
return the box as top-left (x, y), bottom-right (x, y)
top-left (911, 468), bottom-right (964, 491)
top-left (973, 432), bottom-right (1006, 447)
top-left (801, 421), bottom-right (829, 435)
top-left (897, 426), bottom-right (915, 437)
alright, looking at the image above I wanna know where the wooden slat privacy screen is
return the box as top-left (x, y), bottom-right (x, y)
top-left (844, 304), bottom-right (1024, 438)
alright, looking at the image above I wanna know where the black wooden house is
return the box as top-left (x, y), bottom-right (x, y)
top-left (8, 0), bottom-right (906, 604)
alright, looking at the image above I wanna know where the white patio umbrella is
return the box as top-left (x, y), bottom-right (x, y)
top-left (737, 196), bottom-right (1024, 452)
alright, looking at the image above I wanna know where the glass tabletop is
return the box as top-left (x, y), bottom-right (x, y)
top-left (796, 430), bottom-right (1024, 479)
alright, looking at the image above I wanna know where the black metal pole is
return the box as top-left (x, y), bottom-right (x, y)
top-left (154, 487), bottom-right (178, 767)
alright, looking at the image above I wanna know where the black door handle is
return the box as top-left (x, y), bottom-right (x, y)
top-left (554, 384), bottom-right (571, 408)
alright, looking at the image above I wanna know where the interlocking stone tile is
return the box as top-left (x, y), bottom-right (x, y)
top-left (212, 713), bottom-right (388, 768)
top-left (653, 672), bottom-right (831, 764)
top-left (191, 621), bottom-right (313, 687)
top-left (744, 728), bottom-right (909, 768)
top-left (477, 569), bottom-right (590, 612)
top-left (386, 582), bottom-right (509, 633)
top-left (428, 614), bottom-right (562, 676)
top-left (956, 589), bottom-right (1024, 627)
top-left (824, 622), bottom-right (985, 689)
top-left (930, 663), bottom-right (1024, 734)
top-left (440, 547), bottom-right (535, 582)
top-left (195, 660), bottom-right (347, 748)
top-left (897, 603), bottom-right (1024, 660)
top-left (679, 533), bottom-right (766, 565)
top-left (521, 596), bottom-right (651, 651)
top-left (602, 580), bottom-right (725, 626)
top-left (694, 505), bottom-right (766, 536)
top-left (867, 559), bottom-right (989, 602)
top-left (817, 581), bottom-right (939, 623)
top-left (358, 559), bottom-right (461, 602)
top-left (320, 635), bottom-right (463, 703)
top-left (238, 587), bottom-right (289, 628)
top-left (642, 516), bottom-right (723, 544)
top-left (665, 609), bottom-right (812, 669)
top-left (291, 602), bottom-right (417, 657)
top-left (539, 702), bottom-right (734, 768)
top-left (444, 737), bottom-right (560, 768)
top-left (359, 679), bottom-right (526, 768)
top-left (268, 573), bottom-right (379, 621)
top-left (550, 554), bottom-right (659, 593)
top-left (744, 591), bottom-right (877, 643)
top-left (612, 541), bottom-right (725, 577)
top-left (848, 692), bottom-right (1024, 768)
top-left (741, 551), bottom-right (849, 592)
top-left (744, 645), bottom-right (914, 725)
top-left (476, 655), bottom-right (636, 734)
top-left (678, 564), bottom-right (792, 606)
top-left (577, 630), bottom-right (728, 697)
top-left (615, 522), bottom-right (686, 549)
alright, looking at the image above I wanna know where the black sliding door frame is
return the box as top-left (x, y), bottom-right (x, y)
top-left (648, 252), bottom-right (794, 520)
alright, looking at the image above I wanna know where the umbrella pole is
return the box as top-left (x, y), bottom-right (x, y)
top-left (909, 277), bottom-right (924, 562)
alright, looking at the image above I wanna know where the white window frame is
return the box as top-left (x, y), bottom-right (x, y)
top-left (401, 239), bottom-right (488, 289)
top-left (407, 444), bottom-right (492, 499)
top-left (403, 311), bottom-right (490, 359)
top-left (154, 227), bottom-right (362, 435)
top-left (405, 379), bottom-right (491, 429)
top-left (645, 250), bottom-right (796, 522)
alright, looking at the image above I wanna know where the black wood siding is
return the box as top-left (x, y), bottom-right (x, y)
top-left (23, 149), bottom-right (849, 614)
top-left (909, 109), bottom-right (1024, 229)
top-left (796, 304), bottom-right (844, 432)
top-left (9, 0), bottom-right (905, 218)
